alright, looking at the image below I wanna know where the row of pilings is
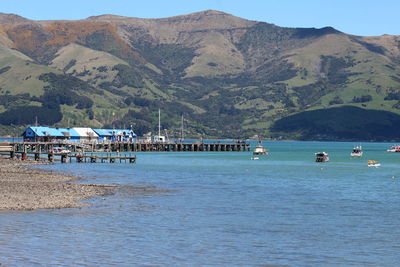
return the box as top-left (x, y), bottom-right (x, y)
top-left (1, 141), bottom-right (250, 163)
top-left (8, 141), bottom-right (250, 154)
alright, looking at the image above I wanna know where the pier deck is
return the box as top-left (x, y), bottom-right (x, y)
top-left (3, 140), bottom-right (250, 153)
top-left (0, 140), bottom-right (250, 163)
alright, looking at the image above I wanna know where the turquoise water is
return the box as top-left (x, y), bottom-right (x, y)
top-left (1, 141), bottom-right (400, 266)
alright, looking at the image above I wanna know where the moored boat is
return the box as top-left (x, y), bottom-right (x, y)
top-left (351, 145), bottom-right (363, 157)
top-left (387, 145), bottom-right (400, 152)
top-left (51, 147), bottom-right (71, 155)
top-left (315, 152), bottom-right (329, 162)
top-left (367, 160), bottom-right (381, 167)
top-left (253, 141), bottom-right (269, 155)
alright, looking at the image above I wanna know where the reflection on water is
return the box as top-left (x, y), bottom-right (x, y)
top-left (1, 141), bottom-right (400, 266)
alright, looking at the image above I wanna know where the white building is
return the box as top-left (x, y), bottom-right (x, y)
top-left (72, 127), bottom-right (99, 141)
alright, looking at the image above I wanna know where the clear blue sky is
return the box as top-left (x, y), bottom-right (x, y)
top-left (1, 0), bottom-right (399, 36)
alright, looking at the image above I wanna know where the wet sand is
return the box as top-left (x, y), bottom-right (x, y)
top-left (0, 156), bottom-right (119, 210)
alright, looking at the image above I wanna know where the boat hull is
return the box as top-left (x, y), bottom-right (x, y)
top-left (253, 152), bottom-right (268, 155)
top-left (368, 163), bottom-right (381, 167)
top-left (387, 145), bottom-right (400, 152)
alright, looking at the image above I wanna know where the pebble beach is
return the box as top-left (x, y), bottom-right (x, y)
top-left (0, 156), bottom-right (117, 210)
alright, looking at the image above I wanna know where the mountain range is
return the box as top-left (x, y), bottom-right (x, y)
top-left (1, 10), bottom-right (400, 140)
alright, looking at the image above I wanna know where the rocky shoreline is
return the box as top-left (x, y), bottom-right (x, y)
top-left (0, 156), bottom-right (119, 210)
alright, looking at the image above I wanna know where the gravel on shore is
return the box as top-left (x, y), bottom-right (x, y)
top-left (0, 156), bottom-right (119, 210)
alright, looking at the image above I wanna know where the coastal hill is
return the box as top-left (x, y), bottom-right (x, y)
top-left (1, 10), bottom-right (400, 140)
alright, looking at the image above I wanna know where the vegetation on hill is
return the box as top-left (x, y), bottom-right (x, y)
top-left (0, 105), bottom-right (62, 125)
top-left (1, 11), bottom-right (400, 140)
top-left (271, 106), bottom-right (400, 141)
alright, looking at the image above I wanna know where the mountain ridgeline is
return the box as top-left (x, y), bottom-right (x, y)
top-left (0, 10), bottom-right (400, 140)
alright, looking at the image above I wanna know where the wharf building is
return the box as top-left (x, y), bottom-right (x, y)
top-left (22, 126), bottom-right (136, 143)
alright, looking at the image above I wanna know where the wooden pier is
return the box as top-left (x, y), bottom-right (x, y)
top-left (68, 153), bottom-right (136, 164)
top-left (1, 143), bottom-right (137, 164)
top-left (3, 140), bottom-right (250, 153)
top-left (1, 140), bottom-right (249, 163)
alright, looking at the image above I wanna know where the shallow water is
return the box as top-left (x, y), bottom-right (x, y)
top-left (1, 141), bottom-right (400, 266)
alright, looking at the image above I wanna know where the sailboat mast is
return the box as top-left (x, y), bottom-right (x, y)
top-left (158, 109), bottom-right (161, 137)
top-left (181, 114), bottom-right (184, 142)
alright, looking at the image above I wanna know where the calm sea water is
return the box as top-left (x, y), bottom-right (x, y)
top-left (1, 141), bottom-right (400, 266)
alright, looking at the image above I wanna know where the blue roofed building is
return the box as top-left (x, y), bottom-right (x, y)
top-left (23, 126), bottom-right (137, 142)
top-left (92, 129), bottom-right (113, 141)
top-left (113, 129), bottom-right (136, 142)
top-left (93, 129), bottom-right (137, 142)
top-left (22, 126), bottom-right (65, 142)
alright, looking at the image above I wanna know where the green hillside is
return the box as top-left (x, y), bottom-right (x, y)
top-left (271, 106), bottom-right (400, 141)
top-left (0, 10), bottom-right (400, 140)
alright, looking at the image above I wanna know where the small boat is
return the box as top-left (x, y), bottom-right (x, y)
top-left (315, 152), bottom-right (329, 162)
top-left (351, 145), bottom-right (363, 157)
top-left (368, 160), bottom-right (381, 168)
top-left (253, 141), bottom-right (269, 155)
top-left (251, 157), bottom-right (260, 160)
top-left (51, 147), bottom-right (71, 155)
top-left (387, 145), bottom-right (400, 152)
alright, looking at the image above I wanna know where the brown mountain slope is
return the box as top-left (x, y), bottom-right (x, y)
top-left (0, 18), bottom-right (145, 65)
top-left (0, 13), bottom-right (31, 25)
top-left (2, 10), bottom-right (397, 78)
top-left (87, 10), bottom-right (255, 41)
top-left (1, 11), bottom-right (400, 139)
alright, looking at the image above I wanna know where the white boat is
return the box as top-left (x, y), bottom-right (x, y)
top-left (315, 152), bottom-right (329, 162)
top-left (351, 145), bottom-right (363, 157)
top-left (368, 160), bottom-right (381, 168)
top-left (387, 145), bottom-right (400, 152)
top-left (251, 157), bottom-right (260, 160)
top-left (51, 147), bottom-right (70, 154)
top-left (153, 109), bottom-right (166, 143)
top-left (253, 141), bottom-right (269, 155)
